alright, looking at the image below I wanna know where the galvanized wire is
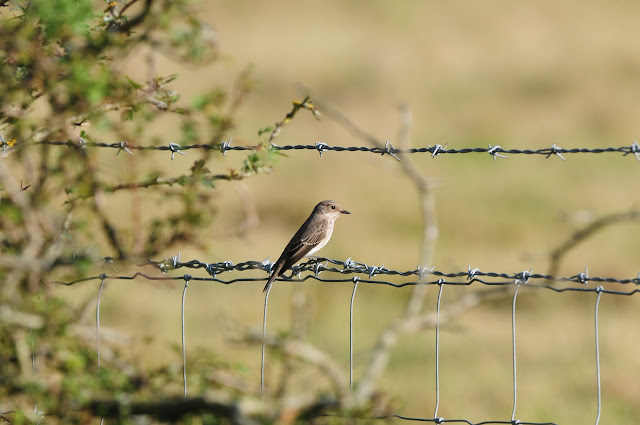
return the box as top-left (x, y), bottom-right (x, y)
top-left (433, 283), bottom-right (443, 423)
top-left (511, 284), bottom-right (520, 423)
top-left (350, 279), bottom-right (359, 392)
top-left (594, 288), bottom-right (603, 425)
top-left (181, 276), bottom-right (190, 398)
top-left (261, 283), bottom-right (273, 397)
top-left (96, 277), bottom-right (106, 372)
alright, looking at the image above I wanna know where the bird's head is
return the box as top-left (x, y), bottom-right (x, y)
top-left (316, 200), bottom-right (350, 220)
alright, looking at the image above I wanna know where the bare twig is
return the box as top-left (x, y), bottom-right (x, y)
top-left (0, 161), bottom-right (45, 295)
top-left (548, 209), bottom-right (640, 276)
top-left (0, 305), bottom-right (44, 329)
top-left (396, 102), bottom-right (439, 316)
top-left (106, 0), bottom-right (154, 33)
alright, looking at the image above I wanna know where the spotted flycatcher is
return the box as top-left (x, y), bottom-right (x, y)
top-left (263, 200), bottom-right (350, 292)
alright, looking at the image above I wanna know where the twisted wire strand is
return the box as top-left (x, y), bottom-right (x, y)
top-left (56, 257), bottom-right (640, 296)
top-left (21, 139), bottom-right (640, 161)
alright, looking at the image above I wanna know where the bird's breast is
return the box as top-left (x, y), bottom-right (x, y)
top-left (306, 221), bottom-right (334, 256)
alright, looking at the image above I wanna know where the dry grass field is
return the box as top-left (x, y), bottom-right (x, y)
top-left (53, 1), bottom-right (640, 423)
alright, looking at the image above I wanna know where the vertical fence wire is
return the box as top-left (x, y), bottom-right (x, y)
top-left (96, 276), bottom-right (106, 425)
top-left (594, 287), bottom-right (603, 425)
top-left (350, 278), bottom-right (359, 392)
top-left (511, 283), bottom-right (520, 423)
top-left (262, 284), bottom-right (272, 396)
top-left (96, 277), bottom-right (106, 372)
top-left (181, 278), bottom-right (189, 398)
top-left (433, 283), bottom-right (444, 421)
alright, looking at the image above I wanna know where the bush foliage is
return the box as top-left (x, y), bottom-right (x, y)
top-left (0, 1), bottom-right (293, 423)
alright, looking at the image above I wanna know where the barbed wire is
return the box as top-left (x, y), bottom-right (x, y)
top-left (57, 256), bottom-right (640, 296)
top-left (8, 138), bottom-right (640, 162)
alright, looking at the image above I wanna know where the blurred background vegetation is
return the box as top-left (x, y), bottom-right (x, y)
top-left (1, 0), bottom-right (640, 423)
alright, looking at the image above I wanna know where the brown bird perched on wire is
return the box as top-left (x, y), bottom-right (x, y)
top-left (263, 200), bottom-right (350, 292)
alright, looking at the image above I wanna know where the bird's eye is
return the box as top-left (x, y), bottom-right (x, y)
top-left (331, 205), bottom-right (336, 209)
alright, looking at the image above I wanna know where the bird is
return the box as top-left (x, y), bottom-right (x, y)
top-left (263, 200), bottom-right (350, 292)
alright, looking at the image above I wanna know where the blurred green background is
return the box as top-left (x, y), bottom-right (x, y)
top-left (53, 1), bottom-right (640, 423)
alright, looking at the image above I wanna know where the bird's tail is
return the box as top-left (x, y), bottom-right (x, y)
top-left (263, 274), bottom-right (276, 293)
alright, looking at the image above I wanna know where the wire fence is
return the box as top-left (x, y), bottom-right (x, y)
top-left (54, 255), bottom-right (640, 425)
top-left (6, 131), bottom-right (639, 423)
top-left (8, 137), bottom-right (640, 162)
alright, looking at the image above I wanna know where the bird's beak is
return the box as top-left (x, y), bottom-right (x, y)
top-left (342, 209), bottom-right (351, 214)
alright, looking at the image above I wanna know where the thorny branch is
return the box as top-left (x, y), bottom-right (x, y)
top-left (267, 96), bottom-right (320, 144)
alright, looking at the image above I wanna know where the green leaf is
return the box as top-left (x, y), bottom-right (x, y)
top-left (258, 126), bottom-right (273, 137)
top-left (29, 0), bottom-right (94, 39)
top-left (125, 75), bottom-right (142, 90)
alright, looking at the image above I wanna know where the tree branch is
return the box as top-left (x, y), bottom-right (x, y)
top-left (85, 393), bottom-right (340, 425)
top-left (548, 209), bottom-right (640, 276)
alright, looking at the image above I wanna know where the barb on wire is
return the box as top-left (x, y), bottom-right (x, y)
top-left (219, 137), bottom-right (232, 156)
top-left (315, 142), bottom-right (329, 157)
top-left (487, 144), bottom-right (507, 161)
top-left (382, 140), bottom-right (400, 161)
top-left (169, 143), bottom-right (186, 160)
top-left (547, 144), bottom-right (566, 160)
top-left (116, 140), bottom-right (133, 156)
top-left (625, 140), bottom-right (640, 161)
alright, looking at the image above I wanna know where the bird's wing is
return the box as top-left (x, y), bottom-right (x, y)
top-left (281, 219), bottom-right (329, 269)
top-left (264, 218), bottom-right (329, 292)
